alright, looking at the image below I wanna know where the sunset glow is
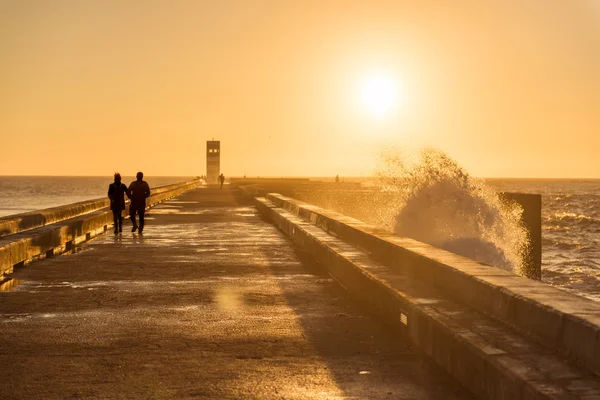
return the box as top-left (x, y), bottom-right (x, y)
top-left (1, 2), bottom-right (600, 178)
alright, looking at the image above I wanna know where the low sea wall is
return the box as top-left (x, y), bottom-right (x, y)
top-left (0, 179), bottom-right (200, 278)
top-left (0, 179), bottom-right (201, 238)
top-left (255, 193), bottom-right (600, 397)
top-left (235, 182), bottom-right (541, 280)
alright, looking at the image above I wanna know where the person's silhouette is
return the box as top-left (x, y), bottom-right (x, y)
top-left (108, 173), bottom-right (128, 234)
top-left (128, 172), bottom-right (151, 233)
top-left (219, 173), bottom-right (225, 189)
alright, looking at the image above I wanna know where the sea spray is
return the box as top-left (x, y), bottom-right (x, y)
top-left (374, 148), bottom-right (528, 273)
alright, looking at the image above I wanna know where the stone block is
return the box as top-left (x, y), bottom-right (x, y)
top-left (562, 313), bottom-right (600, 375)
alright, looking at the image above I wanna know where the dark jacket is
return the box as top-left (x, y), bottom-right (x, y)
top-left (108, 182), bottom-right (128, 211)
top-left (128, 180), bottom-right (151, 206)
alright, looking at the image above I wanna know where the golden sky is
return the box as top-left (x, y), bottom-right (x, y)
top-left (1, 0), bottom-right (599, 178)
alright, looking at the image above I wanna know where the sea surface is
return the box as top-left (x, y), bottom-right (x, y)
top-left (0, 176), bottom-right (599, 302)
top-left (486, 179), bottom-right (600, 302)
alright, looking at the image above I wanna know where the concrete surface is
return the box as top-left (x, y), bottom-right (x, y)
top-left (264, 193), bottom-right (600, 378)
top-left (0, 187), bottom-right (472, 400)
top-left (256, 196), bottom-right (600, 399)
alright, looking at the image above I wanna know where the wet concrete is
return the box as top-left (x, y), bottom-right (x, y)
top-left (0, 187), bottom-right (473, 399)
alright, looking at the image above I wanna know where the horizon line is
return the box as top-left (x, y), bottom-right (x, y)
top-left (2, 174), bottom-right (600, 180)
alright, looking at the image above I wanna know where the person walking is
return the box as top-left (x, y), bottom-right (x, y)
top-left (107, 173), bottom-right (128, 234)
top-left (219, 173), bottom-right (225, 189)
top-left (128, 171), bottom-right (151, 233)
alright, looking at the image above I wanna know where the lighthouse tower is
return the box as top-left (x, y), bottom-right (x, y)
top-left (206, 140), bottom-right (220, 184)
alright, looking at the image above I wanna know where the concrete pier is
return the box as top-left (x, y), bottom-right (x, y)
top-left (255, 193), bottom-right (600, 399)
top-left (0, 188), bottom-right (471, 399)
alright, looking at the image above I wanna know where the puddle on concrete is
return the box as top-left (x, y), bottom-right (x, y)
top-left (62, 245), bottom-right (93, 256)
top-left (2, 313), bottom-right (33, 323)
top-left (196, 247), bottom-right (229, 252)
top-left (0, 279), bottom-right (22, 292)
top-left (172, 305), bottom-right (201, 311)
top-left (147, 209), bottom-right (206, 215)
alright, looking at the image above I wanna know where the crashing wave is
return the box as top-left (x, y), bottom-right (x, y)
top-left (373, 148), bottom-right (528, 273)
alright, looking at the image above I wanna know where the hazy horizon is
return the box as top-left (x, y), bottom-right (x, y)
top-left (2, 1), bottom-right (599, 178)
top-left (3, 174), bottom-right (600, 181)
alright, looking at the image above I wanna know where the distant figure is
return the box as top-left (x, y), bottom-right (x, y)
top-left (107, 173), bottom-right (128, 234)
top-left (335, 175), bottom-right (340, 183)
top-left (128, 171), bottom-right (151, 233)
top-left (219, 173), bottom-right (225, 189)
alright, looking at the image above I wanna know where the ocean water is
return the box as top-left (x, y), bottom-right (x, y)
top-left (486, 178), bottom-right (600, 302)
top-left (1, 174), bottom-right (599, 302)
top-left (0, 176), bottom-right (194, 217)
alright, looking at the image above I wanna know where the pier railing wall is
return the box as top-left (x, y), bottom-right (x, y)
top-left (0, 179), bottom-right (201, 238)
top-left (236, 181), bottom-right (542, 280)
top-left (257, 192), bottom-right (600, 380)
top-left (0, 179), bottom-right (201, 278)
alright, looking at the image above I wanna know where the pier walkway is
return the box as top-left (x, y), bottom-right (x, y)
top-left (0, 188), bottom-right (471, 399)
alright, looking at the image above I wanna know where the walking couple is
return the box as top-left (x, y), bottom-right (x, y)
top-left (107, 172), bottom-right (151, 234)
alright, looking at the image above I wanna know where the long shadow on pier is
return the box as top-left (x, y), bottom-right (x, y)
top-left (257, 244), bottom-right (474, 399)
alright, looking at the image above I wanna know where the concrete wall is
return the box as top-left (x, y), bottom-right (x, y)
top-left (499, 193), bottom-right (542, 280)
top-left (255, 195), bottom-right (600, 399)
top-left (261, 193), bottom-right (600, 379)
top-left (237, 184), bottom-right (542, 281)
top-left (0, 180), bottom-right (200, 278)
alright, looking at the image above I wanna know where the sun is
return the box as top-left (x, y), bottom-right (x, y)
top-left (361, 72), bottom-right (398, 117)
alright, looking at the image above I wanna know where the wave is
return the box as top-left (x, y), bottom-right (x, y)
top-left (550, 259), bottom-right (600, 271)
top-left (373, 148), bottom-right (528, 273)
top-left (546, 212), bottom-right (599, 227)
top-left (553, 241), bottom-right (584, 251)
